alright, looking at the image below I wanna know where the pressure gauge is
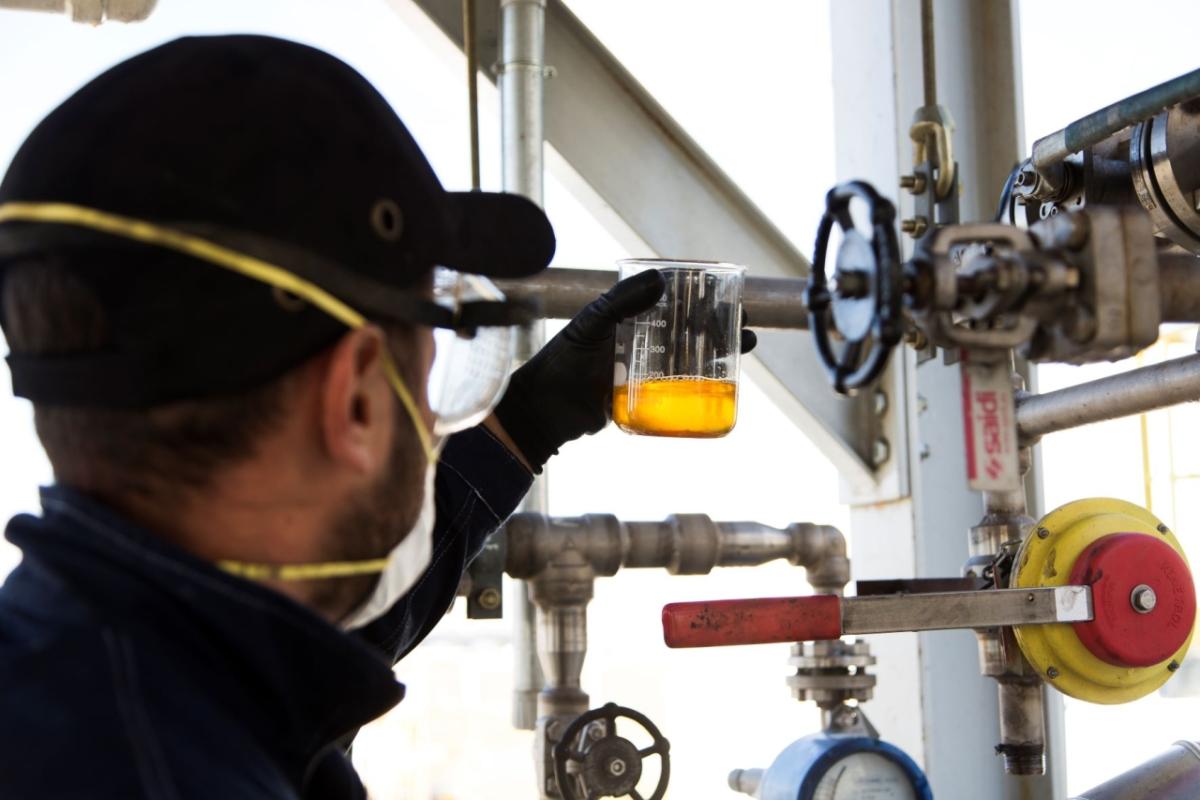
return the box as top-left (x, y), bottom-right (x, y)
top-left (755, 734), bottom-right (931, 800)
top-left (811, 750), bottom-right (920, 800)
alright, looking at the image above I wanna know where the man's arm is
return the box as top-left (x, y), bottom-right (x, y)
top-left (351, 270), bottom-right (685, 662)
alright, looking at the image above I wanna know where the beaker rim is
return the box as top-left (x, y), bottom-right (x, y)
top-left (617, 258), bottom-right (746, 274)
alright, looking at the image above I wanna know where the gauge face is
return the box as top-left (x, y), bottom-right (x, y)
top-left (811, 752), bottom-right (918, 800)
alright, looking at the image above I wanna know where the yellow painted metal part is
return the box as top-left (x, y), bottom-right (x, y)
top-left (1012, 498), bottom-right (1193, 704)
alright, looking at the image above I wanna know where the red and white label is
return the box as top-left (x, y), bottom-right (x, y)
top-left (960, 352), bottom-right (1020, 493)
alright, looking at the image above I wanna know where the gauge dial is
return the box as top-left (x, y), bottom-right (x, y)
top-left (811, 752), bottom-right (918, 800)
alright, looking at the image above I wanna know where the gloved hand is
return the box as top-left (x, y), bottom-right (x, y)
top-left (493, 269), bottom-right (757, 472)
top-left (494, 269), bottom-right (665, 472)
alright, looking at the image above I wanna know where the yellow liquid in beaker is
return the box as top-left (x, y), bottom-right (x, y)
top-left (613, 377), bottom-right (738, 438)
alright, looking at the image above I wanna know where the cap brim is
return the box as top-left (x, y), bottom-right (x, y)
top-left (440, 191), bottom-right (555, 279)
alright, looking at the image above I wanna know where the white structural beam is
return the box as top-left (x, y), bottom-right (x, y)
top-left (832, 1), bottom-right (1065, 798)
top-left (403, 0), bottom-right (880, 491)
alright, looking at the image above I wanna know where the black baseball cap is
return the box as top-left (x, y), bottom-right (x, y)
top-left (0, 34), bottom-right (554, 407)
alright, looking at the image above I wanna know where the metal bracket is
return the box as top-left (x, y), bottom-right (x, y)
top-left (466, 529), bottom-right (506, 619)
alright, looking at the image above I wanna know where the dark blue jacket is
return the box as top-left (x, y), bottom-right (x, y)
top-left (0, 425), bottom-right (532, 799)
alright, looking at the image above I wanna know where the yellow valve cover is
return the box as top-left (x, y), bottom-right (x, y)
top-left (1012, 498), bottom-right (1194, 704)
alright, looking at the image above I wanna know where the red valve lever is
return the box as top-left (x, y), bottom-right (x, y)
top-left (662, 595), bottom-right (843, 648)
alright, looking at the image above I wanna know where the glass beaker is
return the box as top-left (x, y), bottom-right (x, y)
top-left (612, 259), bottom-right (746, 438)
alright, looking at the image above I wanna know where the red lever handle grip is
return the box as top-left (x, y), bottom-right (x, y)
top-left (661, 595), bottom-right (843, 648)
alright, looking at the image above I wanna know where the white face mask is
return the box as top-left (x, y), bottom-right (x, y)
top-left (338, 463), bottom-right (436, 631)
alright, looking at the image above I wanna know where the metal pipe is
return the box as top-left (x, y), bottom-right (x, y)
top-left (503, 513), bottom-right (850, 595)
top-left (1016, 354), bottom-right (1200, 442)
top-left (0, 0), bottom-right (157, 22)
top-left (1073, 741), bottom-right (1200, 799)
top-left (499, 257), bottom-right (1200, 330)
top-left (995, 678), bottom-right (1048, 776)
top-left (529, 550), bottom-right (592, 800)
top-left (530, 553), bottom-right (592, 718)
top-left (728, 768), bottom-right (763, 797)
top-left (964, 359), bottom-right (1046, 776)
top-left (919, 0), bottom-right (937, 108)
top-left (497, 268), bottom-right (810, 329)
top-left (512, 580), bottom-right (543, 730)
top-left (463, 0), bottom-right (480, 190)
top-left (499, 0), bottom-right (549, 733)
top-left (1031, 68), bottom-right (1200, 193)
top-left (499, 0), bottom-right (547, 204)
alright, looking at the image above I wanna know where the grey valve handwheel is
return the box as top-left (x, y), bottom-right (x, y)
top-left (805, 180), bottom-right (903, 394)
top-left (552, 703), bottom-right (670, 800)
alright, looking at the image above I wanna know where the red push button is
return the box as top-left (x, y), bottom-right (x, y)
top-left (1070, 533), bottom-right (1196, 668)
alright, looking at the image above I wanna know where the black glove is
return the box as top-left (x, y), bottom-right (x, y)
top-left (494, 269), bottom-right (757, 472)
top-left (494, 269), bottom-right (665, 471)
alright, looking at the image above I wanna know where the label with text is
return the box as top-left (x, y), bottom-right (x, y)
top-left (960, 354), bottom-right (1020, 493)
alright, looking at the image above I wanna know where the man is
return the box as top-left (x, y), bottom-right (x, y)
top-left (0, 35), bottom-right (673, 798)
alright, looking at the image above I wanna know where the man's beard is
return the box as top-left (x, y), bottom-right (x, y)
top-left (311, 423), bottom-right (428, 622)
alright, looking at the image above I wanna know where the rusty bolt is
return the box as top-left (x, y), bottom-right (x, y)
top-left (477, 587), bottom-right (502, 610)
top-left (1037, 527), bottom-right (1050, 539)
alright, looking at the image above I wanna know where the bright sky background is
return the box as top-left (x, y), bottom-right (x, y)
top-left (0, 0), bottom-right (1199, 797)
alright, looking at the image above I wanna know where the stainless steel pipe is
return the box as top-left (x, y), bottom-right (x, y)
top-left (1016, 353), bottom-right (1200, 442)
top-left (496, 268), bottom-right (810, 329)
top-left (503, 513), bottom-right (849, 594)
top-left (497, 256), bottom-right (1200, 329)
top-left (499, 0), bottom-right (549, 733)
top-left (1073, 741), bottom-right (1200, 799)
top-left (499, 0), bottom-right (547, 204)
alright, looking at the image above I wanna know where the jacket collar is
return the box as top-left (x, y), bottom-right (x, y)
top-left (6, 485), bottom-right (404, 771)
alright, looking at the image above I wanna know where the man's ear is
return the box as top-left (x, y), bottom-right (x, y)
top-left (318, 326), bottom-right (394, 474)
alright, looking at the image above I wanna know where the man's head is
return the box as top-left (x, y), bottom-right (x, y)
top-left (0, 35), bottom-right (554, 620)
top-left (3, 253), bottom-right (434, 617)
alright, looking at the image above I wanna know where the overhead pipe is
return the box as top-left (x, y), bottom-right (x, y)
top-left (497, 268), bottom-right (810, 329)
top-left (500, 257), bottom-right (1200, 330)
top-left (1030, 68), bottom-right (1200, 199)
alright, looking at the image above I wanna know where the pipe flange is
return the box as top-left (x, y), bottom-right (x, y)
top-left (1131, 103), bottom-right (1200, 254)
top-left (787, 640), bottom-right (877, 705)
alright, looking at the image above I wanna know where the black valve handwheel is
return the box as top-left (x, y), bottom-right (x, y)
top-left (805, 180), bottom-right (903, 394)
top-left (552, 703), bottom-right (670, 800)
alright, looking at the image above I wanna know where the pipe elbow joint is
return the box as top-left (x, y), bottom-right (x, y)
top-left (788, 524), bottom-right (850, 594)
